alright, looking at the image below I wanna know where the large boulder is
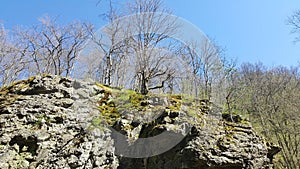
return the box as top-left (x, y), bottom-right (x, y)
top-left (0, 75), bottom-right (280, 169)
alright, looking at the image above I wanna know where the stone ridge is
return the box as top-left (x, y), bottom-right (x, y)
top-left (0, 74), bottom-right (280, 169)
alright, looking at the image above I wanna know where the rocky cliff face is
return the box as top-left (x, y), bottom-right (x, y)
top-left (0, 75), bottom-right (280, 169)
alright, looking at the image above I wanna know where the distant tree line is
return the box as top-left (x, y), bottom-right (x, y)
top-left (225, 62), bottom-right (300, 169)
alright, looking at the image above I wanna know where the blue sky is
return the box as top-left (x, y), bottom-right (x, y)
top-left (0, 0), bottom-right (299, 67)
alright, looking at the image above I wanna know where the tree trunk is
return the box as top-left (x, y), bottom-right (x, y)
top-left (140, 72), bottom-right (148, 95)
top-left (104, 53), bottom-right (113, 86)
top-left (141, 81), bottom-right (148, 94)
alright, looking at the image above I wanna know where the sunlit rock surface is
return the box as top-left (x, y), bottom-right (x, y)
top-left (0, 75), bottom-right (280, 169)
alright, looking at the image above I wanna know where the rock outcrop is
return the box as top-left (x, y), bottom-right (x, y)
top-left (0, 75), bottom-right (280, 169)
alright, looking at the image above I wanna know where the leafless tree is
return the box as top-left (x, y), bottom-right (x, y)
top-left (287, 10), bottom-right (300, 42)
top-left (0, 24), bottom-right (27, 85)
top-left (15, 16), bottom-right (92, 77)
top-left (85, 0), bottom-right (128, 86)
top-left (89, 0), bottom-right (227, 97)
top-left (200, 39), bottom-right (224, 101)
top-left (178, 41), bottom-right (202, 97)
top-left (179, 38), bottom-right (225, 102)
top-left (223, 58), bottom-right (238, 113)
top-left (122, 0), bottom-right (180, 94)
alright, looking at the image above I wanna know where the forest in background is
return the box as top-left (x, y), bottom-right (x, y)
top-left (0, 0), bottom-right (300, 168)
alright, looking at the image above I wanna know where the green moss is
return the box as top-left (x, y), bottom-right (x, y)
top-left (129, 92), bottom-right (145, 107)
top-left (91, 117), bottom-right (103, 126)
top-left (112, 89), bottom-right (147, 111)
top-left (90, 117), bottom-right (107, 130)
top-left (98, 105), bottom-right (121, 126)
top-left (95, 82), bottom-right (113, 93)
top-left (168, 96), bottom-right (182, 111)
top-left (180, 94), bottom-right (195, 104)
top-left (0, 76), bottom-right (36, 109)
top-left (0, 76), bottom-right (35, 92)
top-left (168, 105), bottom-right (179, 111)
top-left (34, 114), bottom-right (53, 128)
top-left (223, 124), bottom-right (234, 131)
top-left (239, 118), bottom-right (249, 125)
top-left (170, 94), bottom-right (181, 100)
top-left (122, 123), bottom-right (134, 130)
top-left (94, 83), bottom-right (213, 129)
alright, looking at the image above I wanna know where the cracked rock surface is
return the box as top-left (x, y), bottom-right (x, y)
top-left (0, 75), bottom-right (280, 169)
top-left (0, 75), bottom-right (118, 169)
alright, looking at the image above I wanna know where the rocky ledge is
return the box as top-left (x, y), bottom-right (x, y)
top-left (0, 75), bottom-right (280, 169)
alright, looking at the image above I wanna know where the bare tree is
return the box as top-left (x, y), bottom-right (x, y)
top-left (84, 0), bottom-right (225, 98)
top-left (178, 41), bottom-right (202, 97)
top-left (179, 38), bottom-right (225, 102)
top-left (15, 16), bottom-right (92, 77)
top-left (224, 63), bottom-right (238, 111)
top-left (86, 0), bottom-right (128, 85)
top-left (76, 0), bottom-right (180, 93)
top-left (123, 0), bottom-right (179, 94)
top-left (200, 39), bottom-right (224, 101)
top-left (0, 24), bottom-right (27, 85)
top-left (287, 10), bottom-right (300, 42)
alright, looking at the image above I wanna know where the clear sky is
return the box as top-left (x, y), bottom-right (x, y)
top-left (0, 0), bottom-right (299, 67)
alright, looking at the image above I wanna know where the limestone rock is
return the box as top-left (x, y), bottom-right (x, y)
top-left (0, 75), bottom-right (118, 169)
top-left (0, 74), bottom-right (280, 169)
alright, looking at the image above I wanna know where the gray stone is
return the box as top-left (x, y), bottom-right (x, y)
top-left (0, 74), bottom-right (280, 169)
